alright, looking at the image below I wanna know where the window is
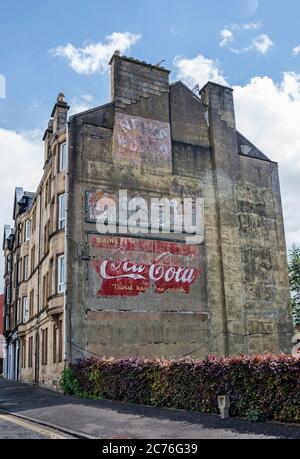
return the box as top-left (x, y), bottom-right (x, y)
top-left (28, 337), bottom-right (33, 368)
top-left (58, 320), bottom-right (63, 363)
top-left (44, 179), bottom-right (51, 208)
top-left (32, 208), bottom-right (36, 233)
top-left (25, 220), bottom-right (31, 241)
top-left (29, 289), bottom-right (34, 318)
top-left (6, 284), bottom-right (10, 305)
top-left (17, 259), bottom-right (21, 284)
top-left (30, 245), bottom-right (35, 273)
top-left (58, 193), bottom-right (66, 230)
top-left (47, 179), bottom-right (51, 204)
top-left (59, 143), bottom-right (67, 172)
top-left (44, 184), bottom-right (47, 209)
top-left (17, 224), bottom-right (22, 246)
top-left (53, 324), bottom-right (57, 364)
top-left (6, 254), bottom-right (11, 274)
top-left (16, 298), bottom-right (20, 324)
top-left (57, 255), bottom-right (65, 293)
top-left (44, 221), bottom-right (50, 254)
top-left (23, 297), bottom-right (29, 323)
top-left (42, 328), bottom-right (48, 365)
top-left (42, 273), bottom-right (49, 309)
top-left (14, 263), bottom-right (18, 288)
top-left (49, 258), bottom-right (53, 298)
top-left (21, 340), bottom-right (26, 369)
top-left (24, 256), bottom-right (29, 281)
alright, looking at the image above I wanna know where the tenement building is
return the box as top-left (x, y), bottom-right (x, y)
top-left (3, 52), bottom-right (293, 388)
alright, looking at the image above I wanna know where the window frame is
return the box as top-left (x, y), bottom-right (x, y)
top-left (6, 254), bottom-right (11, 274)
top-left (25, 220), bottom-right (31, 242)
top-left (30, 245), bottom-right (35, 273)
top-left (59, 142), bottom-right (67, 172)
top-left (42, 328), bottom-right (48, 366)
top-left (23, 296), bottom-right (29, 323)
top-left (24, 256), bottom-right (29, 281)
top-left (28, 336), bottom-right (33, 368)
top-left (57, 254), bottom-right (65, 294)
top-left (29, 289), bottom-right (34, 318)
top-left (21, 340), bottom-right (26, 369)
top-left (58, 193), bottom-right (66, 230)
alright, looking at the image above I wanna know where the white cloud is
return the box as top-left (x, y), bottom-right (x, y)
top-left (0, 128), bottom-right (43, 290)
top-left (69, 94), bottom-right (94, 116)
top-left (173, 54), bottom-right (300, 248)
top-left (243, 21), bottom-right (261, 30)
top-left (231, 21), bottom-right (261, 31)
top-left (292, 45), bottom-right (300, 56)
top-left (173, 54), bottom-right (228, 89)
top-left (219, 21), bottom-right (273, 55)
top-left (251, 34), bottom-right (273, 54)
top-left (220, 29), bottom-right (234, 48)
top-left (53, 32), bottom-right (141, 75)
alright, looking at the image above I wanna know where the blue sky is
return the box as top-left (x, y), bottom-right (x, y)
top-left (1, 0), bottom-right (300, 131)
top-left (0, 0), bottom-right (300, 288)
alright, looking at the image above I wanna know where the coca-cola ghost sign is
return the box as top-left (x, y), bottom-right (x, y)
top-left (90, 236), bottom-right (202, 297)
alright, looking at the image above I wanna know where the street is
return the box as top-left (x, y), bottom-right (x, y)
top-left (0, 377), bottom-right (299, 439)
top-left (0, 413), bottom-right (73, 439)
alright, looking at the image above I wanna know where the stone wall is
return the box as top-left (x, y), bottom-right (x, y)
top-left (67, 54), bottom-right (293, 363)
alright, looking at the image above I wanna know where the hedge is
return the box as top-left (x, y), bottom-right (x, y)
top-left (61, 354), bottom-right (300, 423)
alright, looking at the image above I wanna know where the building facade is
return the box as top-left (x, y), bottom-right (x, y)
top-left (3, 96), bottom-right (67, 387)
top-left (0, 294), bottom-right (4, 373)
top-left (3, 53), bottom-right (293, 388)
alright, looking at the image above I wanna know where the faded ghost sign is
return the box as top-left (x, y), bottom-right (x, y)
top-left (90, 236), bottom-right (202, 297)
top-left (113, 113), bottom-right (172, 171)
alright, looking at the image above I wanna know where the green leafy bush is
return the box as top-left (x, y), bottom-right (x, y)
top-left (61, 354), bottom-right (300, 423)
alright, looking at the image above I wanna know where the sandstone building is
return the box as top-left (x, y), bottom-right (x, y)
top-left (3, 53), bottom-right (293, 387)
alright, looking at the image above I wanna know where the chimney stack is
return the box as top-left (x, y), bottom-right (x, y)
top-left (109, 52), bottom-right (170, 122)
top-left (51, 92), bottom-right (69, 133)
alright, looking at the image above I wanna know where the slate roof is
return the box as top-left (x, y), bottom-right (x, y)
top-left (237, 131), bottom-right (272, 162)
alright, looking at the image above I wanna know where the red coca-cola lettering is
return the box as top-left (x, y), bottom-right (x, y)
top-left (92, 257), bottom-right (201, 297)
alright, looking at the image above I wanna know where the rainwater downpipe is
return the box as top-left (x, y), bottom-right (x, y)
top-left (63, 121), bottom-right (70, 367)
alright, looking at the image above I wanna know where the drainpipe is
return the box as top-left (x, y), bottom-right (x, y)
top-left (63, 121), bottom-right (70, 367)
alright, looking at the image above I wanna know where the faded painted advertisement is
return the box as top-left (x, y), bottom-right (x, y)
top-left (86, 191), bottom-right (117, 221)
top-left (113, 113), bottom-right (172, 170)
top-left (89, 235), bottom-right (203, 297)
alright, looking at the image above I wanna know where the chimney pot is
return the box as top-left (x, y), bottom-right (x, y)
top-left (57, 92), bottom-right (65, 103)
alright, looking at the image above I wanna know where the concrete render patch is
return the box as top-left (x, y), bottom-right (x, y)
top-left (0, 378), bottom-right (300, 439)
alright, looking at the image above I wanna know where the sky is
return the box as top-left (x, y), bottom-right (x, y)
top-left (0, 0), bottom-right (300, 288)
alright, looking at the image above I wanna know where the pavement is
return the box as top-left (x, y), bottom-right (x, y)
top-left (0, 377), bottom-right (299, 439)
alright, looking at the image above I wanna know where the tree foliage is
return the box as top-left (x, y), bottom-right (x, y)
top-left (288, 244), bottom-right (300, 326)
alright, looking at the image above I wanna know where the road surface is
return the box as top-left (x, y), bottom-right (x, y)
top-left (0, 377), bottom-right (299, 439)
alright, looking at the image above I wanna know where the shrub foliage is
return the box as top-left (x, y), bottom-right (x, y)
top-left (61, 354), bottom-right (300, 423)
top-left (288, 244), bottom-right (300, 326)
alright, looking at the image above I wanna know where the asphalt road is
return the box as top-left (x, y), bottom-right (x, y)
top-left (0, 377), bottom-right (299, 439)
top-left (0, 413), bottom-right (73, 439)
